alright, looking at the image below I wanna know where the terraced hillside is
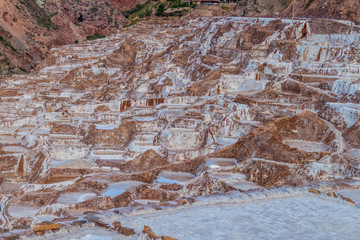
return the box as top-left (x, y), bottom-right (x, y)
top-left (0, 16), bottom-right (360, 238)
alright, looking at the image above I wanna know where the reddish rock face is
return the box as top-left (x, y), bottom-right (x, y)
top-left (74, 191), bottom-right (132, 210)
top-left (0, 0), bottom-right (131, 75)
top-left (160, 183), bottom-right (183, 191)
top-left (50, 123), bottom-right (78, 135)
top-left (281, 0), bottom-right (360, 25)
top-left (146, 98), bottom-right (165, 107)
top-left (113, 221), bottom-right (136, 236)
top-left (236, 0), bottom-right (360, 25)
top-left (136, 184), bottom-right (180, 201)
top-left (119, 150), bottom-right (169, 173)
top-left (82, 121), bottom-right (136, 147)
top-left (343, 122), bottom-right (360, 148)
top-left (96, 149), bottom-right (168, 173)
top-left (142, 225), bottom-right (158, 239)
top-left (213, 111), bottom-right (335, 164)
top-left (120, 100), bottom-right (132, 112)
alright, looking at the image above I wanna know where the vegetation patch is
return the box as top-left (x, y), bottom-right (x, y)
top-left (124, 19), bottom-right (138, 28)
top-left (304, 0), bottom-right (314, 9)
top-left (19, 0), bottom-right (57, 29)
top-left (169, 0), bottom-right (196, 9)
top-left (90, 7), bottom-right (98, 13)
top-left (124, 3), bottom-right (148, 18)
top-left (0, 35), bottom-right (18, 52)
top-left (86, 33), bottom-right (106, 40)
top-left (156, 0), bottom-right (195, 17)
top-left (156, 3), bottom-right (166, 16)
top-left (122, 0), bottom-right (195, 27)
top-left (221, 6), bottom-right (231, 12)
top-left (280, 0), bottom-right (294, 7)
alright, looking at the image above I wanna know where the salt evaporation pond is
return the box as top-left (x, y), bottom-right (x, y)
top-left (57, 192), bottom-right (97, 204)
top-left (102, 181), bottom-right (143, 197)
top-left (157, 176), bottom-right (181, 184)
top-left (335, 189), bottom-right (360, 204)
top-left (54, 228), bottom-right (121, 240)
top-left (70, 234), bottom-right (113, 240)
top-left (122, 195), bottom-right (360, 240)
top-left (8, 205), bottom-right (39, 218)
top-left (157, 171), bottom-right (195, 184)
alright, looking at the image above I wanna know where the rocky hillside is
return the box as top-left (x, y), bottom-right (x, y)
top-left (236, 0), bottom-right (360, 24)
top-left (0, 0), bottom-right (136, 76)
top-left (1, 0), bottom-right (359, 77)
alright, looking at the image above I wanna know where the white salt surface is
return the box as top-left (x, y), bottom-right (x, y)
top-left (45, 228), bottom-right (121, 240)
top-left (122, 195), bottom-right (360, 240)
top-left (157, 176), bottom-right (181, 184)
top-left (133, 116), bottom-right (157, 121)
top-left (57, 192), bottom-right (97, 204)
top-left (95, 124), bottom-right (119, 130)
top-left (345, 149), bottom-right (360, 160)
top-left (8, 205), bottom-right (39, 218)
top-left (336, 189), bottom-right (360, 204)
top-left (158, 171), bottom-right (195, 182)
top-left (228, 181), bottom-right (263, 191)
top-left (206, 158), bottom-right (237, 168)
top-left (282, 140), bottom-right (331, 152)
top-left (71, 234), bottom-right (113, 240)
top-left (217, 137), bottom-right (238, 147)
top-left (2, 146), bottom-right (28, 153)
top-left (102, 181), bottom-right (143, 197)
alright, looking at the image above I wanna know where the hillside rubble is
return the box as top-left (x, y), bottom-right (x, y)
top-left (236, 0), bottom-right (360, 25)
top-left (0, 0), bottom-right (133, 76)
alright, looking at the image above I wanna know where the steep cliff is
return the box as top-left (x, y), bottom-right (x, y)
top-left (0, 0), bottom-right (134, 76)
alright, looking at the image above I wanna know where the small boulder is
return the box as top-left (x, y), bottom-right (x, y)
top-left (162, 237), bottom-right (178, 240)
top-left (142, 225), bottom-right (157, 239)
top-left (327, 191), bottom-right (336, 197)
top-left (32, 223), bottom-right (61, 235)
top-left (339, 194), bottom-right (356, 204)
top-left (160, 183), bottom-right (183, 191)
top-left (308, 188), bottom-right (321, 195)
top-left (113, 221), bottom-right (136, 236)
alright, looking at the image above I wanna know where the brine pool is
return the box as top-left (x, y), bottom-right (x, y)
top-left (121, 195), bottom-right (360, 240)
top-left (47, 194), bottom-right (360, 240)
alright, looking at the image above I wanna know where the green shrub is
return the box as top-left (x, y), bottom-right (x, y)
top-left (124, 3), bottom-right (145, 18)
top-left (0, 35), bottom-right (18, 52)
top-left (156, 3), bottom-right (166, 16)
top-left (166, 9), bottom-right (187, 17)
top-left (280, 0), bottom-right (293, 7)
top-left (144, 9), bottom-right (152, 17)
top-left (19, 0), bottom-right (57, 29)
top-left (304, 0), bottom-right (314, 9)
top-left (124, 19), bottom-right (138, 28)
top-left (86, 33), bottom-right (106, 40)
top-left (90, 7), bottom-right (98, 13)
top-left (169, 1), bottom-right (195, 8)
